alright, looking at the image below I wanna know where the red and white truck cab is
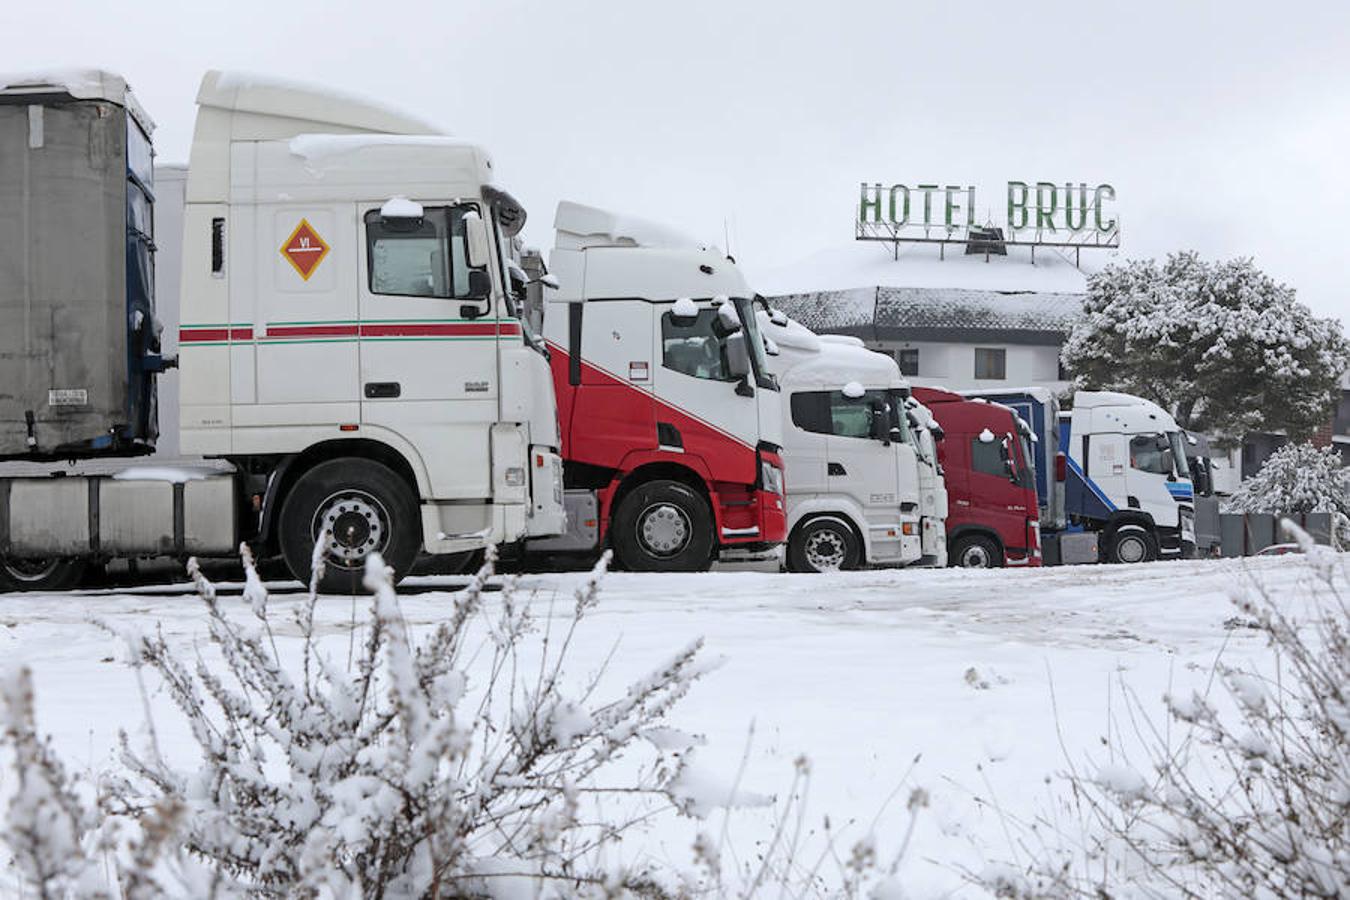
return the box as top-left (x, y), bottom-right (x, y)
top-left (529, 202), bottom-right (787, 571)
top-left (910, 387), bottom-right (1042, 568)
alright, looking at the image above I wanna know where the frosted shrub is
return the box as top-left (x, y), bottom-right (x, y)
top-left (2, 544), bottom-right (718, 897)
top-left (983, 520), bottom-right (1349, 898)
top-left (1225, 442), bottom-right (1350, 544)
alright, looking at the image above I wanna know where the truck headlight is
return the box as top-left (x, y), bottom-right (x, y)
top-left (760, 460), bottom-right (784, 496)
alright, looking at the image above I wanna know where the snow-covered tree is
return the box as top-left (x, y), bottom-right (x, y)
top-left (1225, 442), bottom-right (1350, 542)
top-left (1061, 252), bottom-right (1350, 443)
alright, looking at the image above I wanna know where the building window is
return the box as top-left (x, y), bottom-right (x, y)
top-left (1057, 356), bottom-right (1070, 381)
top-left (974, 347), bottom-right (1006, 380)
top-left (895, 348), bottom-right (919, 377)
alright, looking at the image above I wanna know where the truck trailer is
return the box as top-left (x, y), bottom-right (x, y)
top-left (0, 70), bottom-right (566, 591)
top-left (523, 203), bottom-right (787, 571)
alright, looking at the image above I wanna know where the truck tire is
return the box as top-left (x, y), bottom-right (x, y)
top-left (787, 517), bottom-right (861, 573)
top-left (610, 480), bottom-right (714, 572)
top-left (1103, 525), bottom-right (1158, 564)
top-left (279, 459), bottom-right (420, 593)
top-left (951, 534), bottom-right (1002, 568)
top-left (0, 557), bottom-right (86, 593)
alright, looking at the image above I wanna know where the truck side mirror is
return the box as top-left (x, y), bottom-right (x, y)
top-left (1002, 433), bottom-right (1018, 481)
top-left (459, 270), bottom-right (492, 318)
top-left (462, 210), bottom-right (492, 270)
top-left (870, 401), bottom-right (891, 445)
top-left (670, 297), bottom-right (699, 326)
top-left (726, 332), bottom-right (754, 397)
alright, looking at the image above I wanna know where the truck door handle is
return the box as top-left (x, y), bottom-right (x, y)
top-left (828, 462), bottom-right (847, 476)
top-left (364, 382), bottom-right (401, 399)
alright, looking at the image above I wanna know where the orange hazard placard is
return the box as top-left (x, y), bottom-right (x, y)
top-left (280, 219), bottom-right (330, 280)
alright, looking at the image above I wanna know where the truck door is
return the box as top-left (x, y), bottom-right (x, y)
top-left (356, 202), bottom-right (500, 500)
top-left (967, 425), bottom-right (1029, 539)
top-left (651, 305), bottom-right (761, 482)
top-left (785, 391), bottom-right (829, 495)
top-left (822, 389), bottom-right (900, 511)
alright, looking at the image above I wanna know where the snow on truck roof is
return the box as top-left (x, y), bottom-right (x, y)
top-left (775, 334), bottom-right (907, 390)
top-left (197, 70), bottom-right (439, 137)
top-left (0, 68), bottom-right (154, 133)
top-left (554, 201), bottom-right (708, 252)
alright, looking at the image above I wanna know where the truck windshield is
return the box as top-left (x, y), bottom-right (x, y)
top-left (1016, 432), bottom-right (1036, 488)
top-left (1167, 431), bottom-right (1190, 481)
top-left (734, 297), bottom-right (777, 390)
top-left (887, 389), bottom-right (912, 446)
top-left (493, 220), bottom-right (548, 358)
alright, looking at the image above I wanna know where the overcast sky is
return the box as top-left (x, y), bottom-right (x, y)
top-left (5, 0), bottom-right (1347, 322)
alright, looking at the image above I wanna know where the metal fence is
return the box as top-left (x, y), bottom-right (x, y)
top-left (1216, 512), bottom-right (1335, 557)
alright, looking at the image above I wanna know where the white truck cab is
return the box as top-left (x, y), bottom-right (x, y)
top-left (0, 69), bottom-right (569, 592)
top-left (173, 71), bottom-right (567, 586)
top-left (760, 313), bottom-right (932, 571)
top-left (1064, 391), bottom-right (1196, 562)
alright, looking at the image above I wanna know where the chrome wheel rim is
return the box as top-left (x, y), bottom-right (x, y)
top-left (3, 558), bottom-right (62, 583)
top-left (313, 490), bottom-right (390, 570)
top-left (959, 544), bottom-right (992, 568)
top-left (804, 529), bottom-right (847, 571)
top-left (637, 502), bottom-right (691, 557)
top-left (1116, 534), bottom-right (1148, 564)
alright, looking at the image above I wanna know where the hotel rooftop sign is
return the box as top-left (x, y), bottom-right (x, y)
top-left (857, 181), bottom-right (1119, 264)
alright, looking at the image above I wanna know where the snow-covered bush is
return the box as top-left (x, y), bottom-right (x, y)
top-left (1061, 252), bottom-right (1350, 442)
top-left (982, 520), bottom-right (1350, 898)
top-left (2, 545), bottom-right (722, 897)
top-left (3, 544), bottom-right (927, 898)
top-left (1226, 442), bottom-right (1350, 543)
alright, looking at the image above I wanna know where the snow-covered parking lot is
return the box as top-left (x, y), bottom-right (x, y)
top-left (0, 555), bottom-right (1334, 895)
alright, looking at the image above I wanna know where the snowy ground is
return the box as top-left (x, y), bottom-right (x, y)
top-left (0, 555), bottom-right (1333, 896)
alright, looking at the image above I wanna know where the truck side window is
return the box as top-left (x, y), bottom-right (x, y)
top-left (971, 438), bottom-right (1006, 477)
top-left (661, 310), bottom-right (731, 381)
top-left (791, 390), bottom-right (888, 440)
top-left (365, 206), bottom-right (472, 299)
top-left (1129, 434), bottom-right (1174, 475)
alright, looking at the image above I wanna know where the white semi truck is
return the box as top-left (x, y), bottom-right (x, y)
top-left (758, 312), bottom-right (947, 571)
top-left (0, 70), bottom-right (565, 591)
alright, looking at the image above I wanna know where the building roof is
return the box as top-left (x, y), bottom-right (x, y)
top-left (766, 286), bottom-right (1085, 346)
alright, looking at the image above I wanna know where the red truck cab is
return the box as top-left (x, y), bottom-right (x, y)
top-left (911, 387), bottom-right (1041, 568)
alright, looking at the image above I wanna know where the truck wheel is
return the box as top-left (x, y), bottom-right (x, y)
top-left (787, 517), bottom-right (861, 573)
top-left (951, 534), bottom-right (1002, 568)
top-left (0, 557), bottom-right (86, 593)
top-left (279, 459), bottom-right (420, 593)
top-left (1103, 525), bottom-right (1158, 564)
top-left (611, 480), bottom-right (714, 572)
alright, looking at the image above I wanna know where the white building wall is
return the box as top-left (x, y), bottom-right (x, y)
top-left (870, 339), bottom-right (1070, 393)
